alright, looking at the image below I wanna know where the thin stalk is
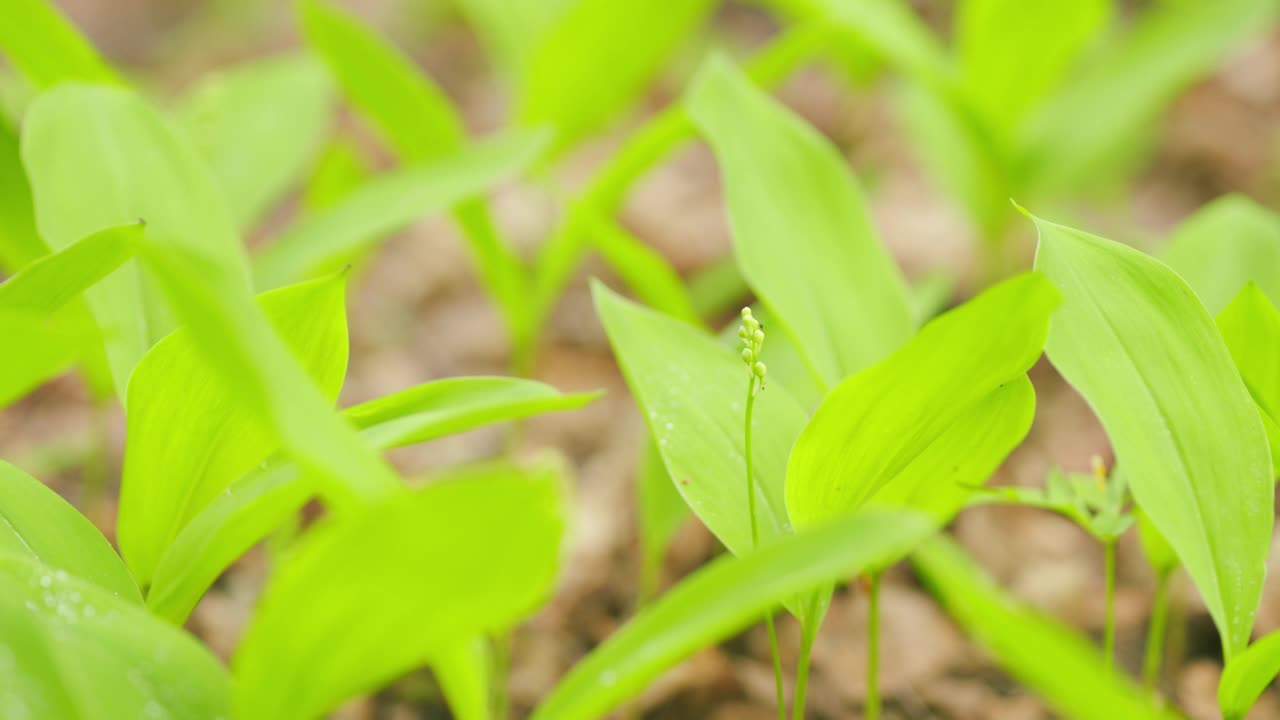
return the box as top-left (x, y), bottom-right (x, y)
top-left (1104, 540), bottom-right (1117, 671)
top-left (866, 571), bottom-right (883, 720)
top-left (490, 632), bottom-right (511, 720)
top-left (1142, 570), bottom-right (1172, 693)
top-left (745, 373), bottom-right (786, 720)
top-left (792, 614), bottom-right (820, 720)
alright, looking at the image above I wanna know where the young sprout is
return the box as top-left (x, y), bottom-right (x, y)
top-left (739, 307), bottom-right (784, 719)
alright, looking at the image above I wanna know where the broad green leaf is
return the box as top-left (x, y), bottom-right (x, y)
top-left (796, 0), bottom-right (952, 93)
top-left (688, 56), bottom-right (913, 387)
top-left (180, 52), bottom-right (335, 230)
top-left (0, 462), bottom-right (139, 602)
top-left (0, 552), bottom-right (228, 720)
top-left (866, 375), bottom-right (1036, 521)
top-left (1217, 283), bottom-right (1280, 477)
top-left (0, 223), bottom-right (140, 313)
top-left (594, 282), bottom-right (808, 559)
top-left (299, 0), bottom-right (463, 164)
top-left (1019, 0), bottom-right (1275, 195)
top-left (1162, 195), bottom-right (1280, 314)
top-left (531, 509), bottom-right (935, 720)
top-left (786, 273), bottom-right (1059, 527)
top-left (914, 536), bottom-right (1185, 720)
top-left (119, 273), bottom-right (349, 589)
top-left (23, 84), bottom-right (248, 397)
top-left (1221, 629), bottom-right (1280, 719)
top-left (0, 0), bottom-right (118, 89)
top-left (0, 312), bottom-right (83, 406)
top-left (147, 376), bottom-right (597, 623)
top-left (956, 0), bottom-right (1109, 130)
top-left (136, 236), bottom-right (399, 511)
top-left (518, 0), bottom-right (716, 154)
top-left (233, 461), bottom-right (565, 720)
top-left (301, 138), bottom-right (369, 210)
top-left (252, 131), bottom-right (546, 289)
top-left (1136, 508), bottom-right (1179, 577)
top-left (0, 121), bottom-right (44, 273)
top-left (1032, 214), bottom-right (1272, 660)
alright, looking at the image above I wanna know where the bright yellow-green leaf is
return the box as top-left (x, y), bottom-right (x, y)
top-left (0, 0), bottom-right (118, 90)
top-left (0, 122), bottom-right (44, 273)
top-left (180, 52), bottom-right (335, 230)
top-left (233, 461), bottom-right (565, 719)
top-left (956, 0), bottom-right (1109, 130)
top-left (0, 552), bottom-right (227, 720)
top-left (786, 273), bottom-right (1059, 528)
top-left (0, 462), bottom-right (139, 602)
top-left (1217, 283), bottom-right (1280, 477)
top-left (449, 0), bottom-right (573, 77)
top-left (688, 56), bottom-right (913, 388)
top-left (1163, 194), bottom-right (1280, 314)
top-left (532, 509), bottom-right (936, 720)
top-left (22, 84), bottom-right (248, 397)
top-left (0, 223), bottom-right (140, 314)
top-left (1221, 629), bottom-right (1280, 720)
top-left (1032, 213), bottom-right (1272, 660)
top-left (146, 376), bottom-right (597, 623)
top-left (518, 0), bottom-right (716, 154)
top-left (119, 273), bottom-right (350, 589)
top-left (915, 536), bottom-right (1186, 720)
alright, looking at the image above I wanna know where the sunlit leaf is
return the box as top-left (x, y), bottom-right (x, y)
top-left (0, 552), bottom-right (228, 720)
top-left (1217, 283), bottom-right (1280, 477)
top-left (915, 535), bottom-right (1186, 720)
top-left (0, 0), bottom-right (118, 89)
top-left (531, 509), bottom-right (935, 720)
top-left (688, 56), bottom-right (913, 387)
top-left (119, 273), bottom-right (349, 589)
top-left (1032, 213), bottom-right (1272, 660)
top-left (180, 52), bottom-right (334, 229)
top-left (786, 273), bottom-right (1058, 527)
top-left (147, 376), bottom-right (597, 623)
top-left (0, 462), bottom-right (138, 602)
top-left (23, 84), bottom-right (247, 396)
top-left (1221, 629), bottom-right (1280, 719)
top-left (233, 461), bottom-right (565, 719)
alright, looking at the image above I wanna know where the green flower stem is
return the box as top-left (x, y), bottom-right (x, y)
top-left (866, 571), bottom-right (883, 720)
top-left (1104, 540), bottom-right (1117, 671)
top-left (793, 613), bottom-right (820, 720)
top-left (1142, 569), bottom-right (1172, 692)
top-left (745, 371), bottom-right (786, 720)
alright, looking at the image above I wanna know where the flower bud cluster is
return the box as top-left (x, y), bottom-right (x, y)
top-left (738, 307), bottom-right (767, 383)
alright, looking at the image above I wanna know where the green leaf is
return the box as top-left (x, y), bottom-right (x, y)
top-left (299, 0), bottom-right (463, 163)
top-left (0, 552), bottom-right (228, 720)
top-left (433, 638), bottom-right (492, 720)
top-left (0, 312), bottom-right (82, 406)
top-left (0, 0), bottom-right (118, 89)
top-left (687, 56), bottom-right (913, 387)
top-left (518, 0), bottom-right (716, 154)
top-left (301, 138), bottom-right (369, 210)
top-left (637, 436), bottom-right (689, 600)
top-left (956, 0), bottom-right (1109, 131)
top-left (252, 131), bottom-right (546, 290)
top-left (1032, 213), bottom-right (1272, 660)
top-left (914, 535), bottom-right (1186, 720)
top-left (0, 121), bottom-right (45, 273)
top-left (1221, 629), bottom-right (1280, 719)
top-left (0, 223), bottom-right (140, 314)
top-left (449, 0), bottom-right (573, 77)
top-left (1162, 194), bottom-right (1280, 314)
top-left (786, 273), bottom-right (1059, 527)
top-left (180, 52), bottom-right (335, 230)
top-left (585, 213), bottom-right (699, 326)
top-left (0, 461), bottom-right (139, 602)
top-left (594, 282), bottom-right (808, 560)
top-left (1217, 283), bottom-right (1280, 477)
top-left (232, 461), bottom-right (565, 720)
top-left (119, 273), bottom-right (350, 589)
top-left (531, 509), bottom-right (935, 720)
top-left (146, 375), bottom-right (597, 623)
top-left (22, 84), bottom-right (248, 397)
top-left (1136, 507), bottom-right (1179, 577)
top-left (1019, 0), bottom-right (1275, 195)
